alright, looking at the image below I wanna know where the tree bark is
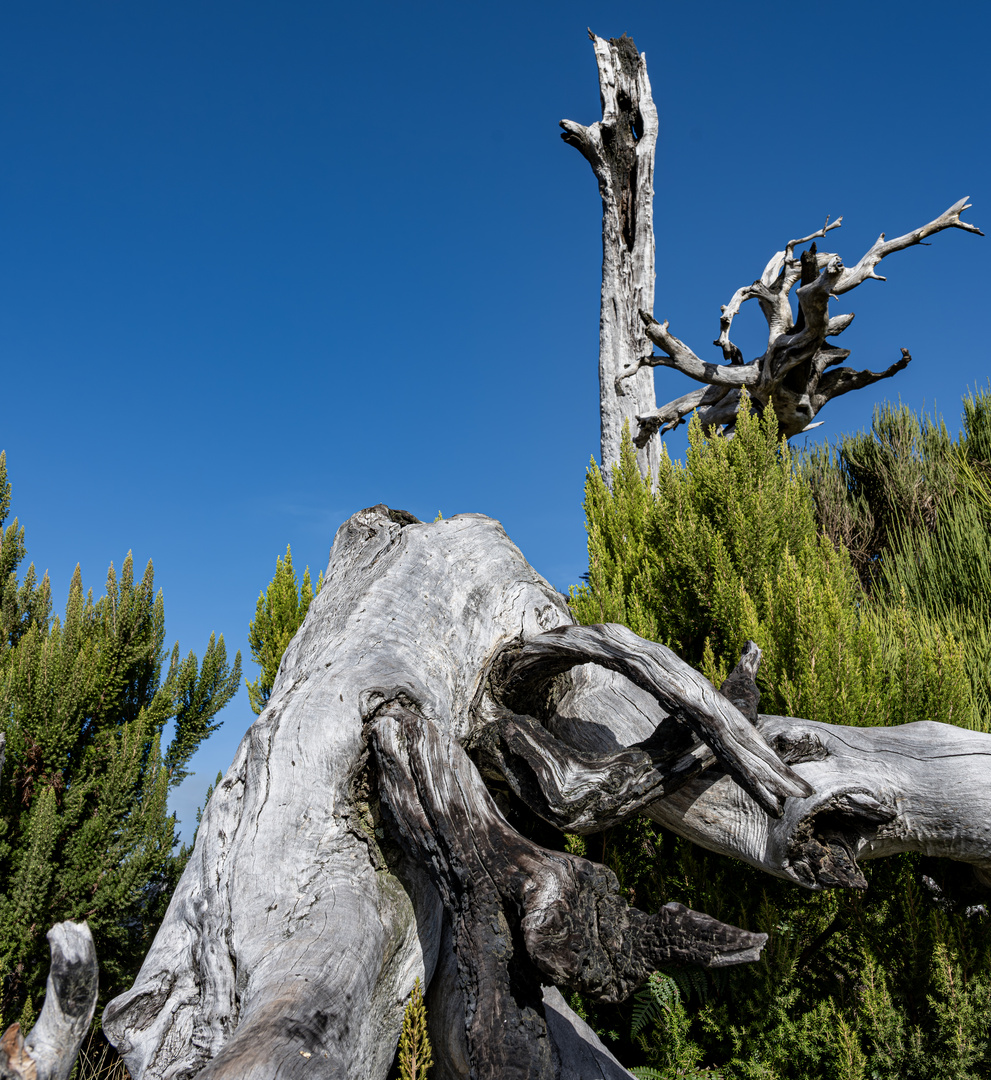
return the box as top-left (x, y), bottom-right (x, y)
top-left (103, 507), bottom-right (991, 1078)
top-left (562, 32), bottom-right (659, 480)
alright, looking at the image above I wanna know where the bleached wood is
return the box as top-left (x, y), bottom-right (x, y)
top-left (562, 32), bottom-right (659, 479)
top-left (104, 508), bottom-right (647, 1079)
top-left (635, 199), bottom-right (982, 439)
top-left (552, 658), bottom-right (991, 889)
top-left (0, 922), bottom-right (98, 1080)
top-left (103, 509), bottom-right (991, 1077)
top-left (493, 624), bottom-right (813, 816)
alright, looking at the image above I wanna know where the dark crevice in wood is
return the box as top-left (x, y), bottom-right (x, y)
top-left (604, 35), bottom-right (642, 256)
top-left (473, 709), bottom-right (706, 835)
top-left (368, 702), bottom-right (766, 1079)
top-left (491, 624), bottom-right (813, 818)
top-left (787, 792), bottom-right (897, 890)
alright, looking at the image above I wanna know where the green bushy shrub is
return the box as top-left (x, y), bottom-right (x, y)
top-left (569, 396), bottom-right (991, 1078)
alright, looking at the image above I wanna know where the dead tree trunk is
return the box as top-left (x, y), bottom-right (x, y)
top-left (562, 32), bottom-right (660, 481)
top-left (103, 507), bottom-right (991, 1079)
top-left (564, 34), bottom-right (983, 463)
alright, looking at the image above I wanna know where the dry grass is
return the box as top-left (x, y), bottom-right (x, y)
top-left (74, 1030), bottom-right (130, 1080)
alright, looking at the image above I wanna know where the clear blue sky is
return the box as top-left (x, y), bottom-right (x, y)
top-left (2, 1), bottom-right (988, 839)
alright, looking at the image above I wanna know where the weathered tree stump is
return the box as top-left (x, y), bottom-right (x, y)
top-left (101, 507), bottom-right (991, 1078)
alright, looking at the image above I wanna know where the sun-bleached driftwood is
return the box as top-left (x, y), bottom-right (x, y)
top-left (564, 34), bottom-right (983, 464)
top-left (102, 507), bottom-right (991, 1079)
top-left (0, 922), bottom-right (98, 1080)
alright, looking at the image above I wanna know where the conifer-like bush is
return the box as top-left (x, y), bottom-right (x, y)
top-left (572, 397), bottom-right (978, 731)
top-left (807, 386), bottom-right (991, 722)
top-left (0, 451), bottom-right (241, 1029)
top-left (398, 977), bottom-right (432, 1080)
top-left (569, 399), bottom-right (991, 1078)
top-left (245, 545), bottom-right (322, 715)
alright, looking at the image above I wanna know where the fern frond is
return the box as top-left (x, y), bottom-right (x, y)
top-left (631, 971), bottom-right (680, 1037)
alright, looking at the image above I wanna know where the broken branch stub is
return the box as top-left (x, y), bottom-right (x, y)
top-left (0, 922), bottom-right (99, 1080)
top-left (103, 508), bottom-right (991, 1078)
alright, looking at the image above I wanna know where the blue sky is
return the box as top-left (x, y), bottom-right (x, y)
top-left (2, 1), bottom-right (988, 839)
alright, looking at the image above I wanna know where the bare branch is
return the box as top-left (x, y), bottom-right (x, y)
top-left (814, 345), bottom-right (852, 373)
top-left (834, 197), bottom-right (983, 294)
top-left (493, 623), bottom-right (815, 817)
top-left (782, 217), bottom-right (844, 266)
top-left (757, 218), bottom-right (845, 286)
top-left (695, 389), bottom-right (744, 432)
top-left (826, 312), bottom-right (855, 336)
top-left (712, 220), bottom-right (844, 366)
top-left (814, 349), bottom-right (912, 405)
top-left (714, 284), bottom-right (760, 364)
top-left (558, 119), bottom-right (599, 167)
top-left (635, 385), bottom-right (729, 442)
top-left (639, 312), bottom-right (758, 388)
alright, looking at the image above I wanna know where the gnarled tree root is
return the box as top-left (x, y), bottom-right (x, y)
top-left (369, 702), bottom-right (765, 1080)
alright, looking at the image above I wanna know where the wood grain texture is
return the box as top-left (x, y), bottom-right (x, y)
top-left (493, 624), bottom-right (814, 816)
top-left (552, 665), bottom-right (991, 890)
top-left (369, 703), bottom-right (764, 1078)
top-left (101, 507), bottom-right (991, 1077)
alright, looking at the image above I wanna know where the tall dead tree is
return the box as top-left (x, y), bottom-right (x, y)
top-left (561, 32), bottom-right (660, 481)
top-left (94, 506), bottom-right (991, 1080)
top-left (565, 34), bottom-right (983, 471)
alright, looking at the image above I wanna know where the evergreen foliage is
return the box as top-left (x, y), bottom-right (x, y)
top-left (807, 387), bottom-right (991, 722)
top-left (398, 976), bottom-right (432, 1080)
top-left (571, 401), bottom-right (978, 731)
top-left (0, 452), bottom-right (241, 1029)
top-left (246, 545), bottom-right (322, 715)
top-left (569, 400), bottom-right (991, 1078)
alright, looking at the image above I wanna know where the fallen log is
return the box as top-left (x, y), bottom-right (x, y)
top-left (102, 507), bottom-right (991, 1078)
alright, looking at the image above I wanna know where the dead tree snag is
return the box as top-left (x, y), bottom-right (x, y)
top-left (561, 32), bottom-right (660, 481)
top-left (564, 34), bottom-right (983, 466)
